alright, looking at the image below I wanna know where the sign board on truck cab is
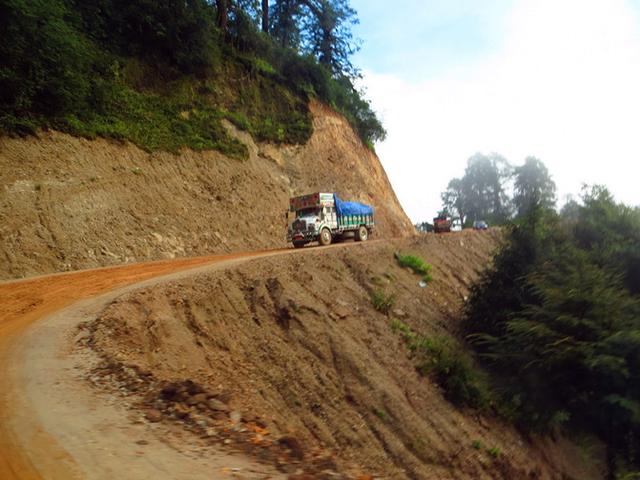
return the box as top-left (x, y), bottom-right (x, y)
top-left (287, 192), bottom-right (374, 248)
top-left (289, 192), bottom-right (335, 211)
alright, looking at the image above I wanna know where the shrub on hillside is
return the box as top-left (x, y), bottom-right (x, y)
top-left (390, 319), bottom-right (490, 410)
top-left (395, 253), bottom-right (433, 283)
top-left (0, 0), bottom-right (94, 132)
top-left (463, 187), bottom-right (640, 473)
top-left (372, 290), bottom-right (394, 316)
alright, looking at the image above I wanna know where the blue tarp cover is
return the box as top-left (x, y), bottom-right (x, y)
top-left (333, 194), bottom-right (374, 216)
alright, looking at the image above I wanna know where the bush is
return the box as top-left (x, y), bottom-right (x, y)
top-left (395, 253), bottom-right (433, 283)
top-left (0, 0), bottom-right (94, 123)
top-left (372, 290), bottom-right (394, 316)
top-left (73, 0), bottom-right (220, 75)
top-left (390, 320), bottom-right (490, 409)
top-left (415, 336), bottom-right (490, 409)
top-left (463, 190), bottom-right (640, 473)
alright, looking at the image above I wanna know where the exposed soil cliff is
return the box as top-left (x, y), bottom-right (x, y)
top-left (0, 100), bottom-right (413, 280)
top-left (82, 232), bottom-right (603, 480)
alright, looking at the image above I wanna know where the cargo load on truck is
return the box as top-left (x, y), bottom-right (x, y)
top-left (287, 192), bottom-right (374, 248)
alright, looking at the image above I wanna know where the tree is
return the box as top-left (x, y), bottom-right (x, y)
top-left (270, 0), bottom-right (304, 49)
top-left (216, 0), bottom-right (229, 31)
top-left (441, 178), bottom-right (467, 225)
top-left (301, 0), bottom-right (360, 78)
top-left (440, 153), bottom-right (512, 226)
top-left (513, 156), bottom-right (556, 216)
top-left (464, 191), bottom-right (640, 475)
top-left (261, 0), bottom-right (269, 32)
top-left (0, 0), bottom-right (93, 125)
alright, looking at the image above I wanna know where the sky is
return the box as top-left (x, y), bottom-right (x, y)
top-left (350, 0), bottom-right (640, 223)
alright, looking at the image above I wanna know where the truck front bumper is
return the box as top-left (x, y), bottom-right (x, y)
top-left (288, 230), bottom-right (318, 243)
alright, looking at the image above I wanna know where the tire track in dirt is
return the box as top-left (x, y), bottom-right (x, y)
top-left (0, 242), bottom-right (375, 480)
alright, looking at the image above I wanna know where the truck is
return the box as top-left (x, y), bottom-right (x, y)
top-left (433, 215), bottom-right (452, 233)
top-left (287, 192), bottom-right (374, 248)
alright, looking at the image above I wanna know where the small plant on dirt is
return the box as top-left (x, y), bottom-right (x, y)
top-left (394, 253), bottom-right (433, 283)
top-left (471, 440), bottom-right (482, 450)
top-left (373, 407), bottom-right (388, 421)
top-left (390, 318), bottom-right (415, 342)
top-left (372, 290), bottom-right (395, 316)
top-left (486, 446), bottom-right (501, 458)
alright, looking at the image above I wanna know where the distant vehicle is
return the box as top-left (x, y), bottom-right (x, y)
top-left (287, 192), bottom-right (374, 248)
top-left (473, 220), bottom-right (488, 230)
top-left (433, 215), bottom-right (452, 233)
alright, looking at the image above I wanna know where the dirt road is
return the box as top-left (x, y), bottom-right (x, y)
top-left (0, 243), bottom-right (366, 480)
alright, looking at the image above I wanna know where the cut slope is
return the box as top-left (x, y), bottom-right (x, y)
top-left (0, 100), bottom-right (413, 280)
top-left (83, 232), bottom-right (603, 479)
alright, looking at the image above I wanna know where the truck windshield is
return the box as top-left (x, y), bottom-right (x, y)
top-left (296, 207), bottom-right (320, 218)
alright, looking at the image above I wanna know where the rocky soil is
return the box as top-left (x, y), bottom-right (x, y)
top-left (79, 232), bottom-right (604, 480)
top-left (0, 100), bottom-right (413, 280)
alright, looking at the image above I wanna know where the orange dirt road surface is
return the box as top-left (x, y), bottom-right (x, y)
top-left (0, 248), bottom-right (295, 480)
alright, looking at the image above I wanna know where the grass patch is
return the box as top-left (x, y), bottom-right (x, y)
top-left (390, 320), bottom-right (490, 410)
top-left (486, 446), bottom-right (501, 458)
top-left (395, 253), bottom-right (433, 283)
top-left (372, 290), bottom-right (395, 316)
top-left (373, 408), bottom-right (388, 421)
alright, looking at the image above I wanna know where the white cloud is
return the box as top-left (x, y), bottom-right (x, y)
top-left (362, 0), bottom-right (640, 222)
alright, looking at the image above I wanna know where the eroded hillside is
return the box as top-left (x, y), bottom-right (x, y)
top-left (0, 101), bottom-right (413, 280)
top-left (81, 232), bottom-right (603, 480)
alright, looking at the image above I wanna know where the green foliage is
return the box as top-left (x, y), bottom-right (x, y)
top-left (415, 336), bottom-right (491, 409)
top-left (395, 253), bottom-right (433, 283)
top-left (513, 156), bottom-right (557, 216)
top-left (0, 0), bottom-right (383, 152)
top-left (0, 0), bottom-right (94, 127)
top-left (486, 446), bottom-right (501, 458)
top-left (471, 439), bottom-right (482, 450)
top-left (441, 153), bottom-right (512, 226)
top-left (300, 0), bottom-right (361, 78)
top-left (372, 290), bottom-right (394, 316)
top-left (373, 407), bottom-right (388, 421)
top-left (390, 320), bottom-right (491, 409)
top-left (68, 78), bottom-right (248, 157)
top-left (464, 186), bottom-right (640, 472)
top-left (73, 0), bottom-right (220, 74)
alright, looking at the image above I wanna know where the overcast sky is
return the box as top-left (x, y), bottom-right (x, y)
top-left (350, 0), bottom-right (640, 222)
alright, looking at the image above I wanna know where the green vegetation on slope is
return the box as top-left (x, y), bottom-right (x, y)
top-left (0, 0), bottom-right (384, 156)
top-left (390, 319), bottom-right (490, 410)
top-left (463, 185), bottom-right (640, 475)
top-left (394, 252), bottom-right (433, 283)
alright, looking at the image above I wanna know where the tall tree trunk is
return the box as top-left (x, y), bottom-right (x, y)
top-left (261, 0), bottom-right (269, 33)
top-left (216, 0), bottom-right (228, 32)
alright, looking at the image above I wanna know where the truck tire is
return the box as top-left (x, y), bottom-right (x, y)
top-left (355, 225), bottom-right (368, 242)
top-left (319, 228), bottom-right (332, 246)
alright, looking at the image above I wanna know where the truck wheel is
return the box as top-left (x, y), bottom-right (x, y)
top-left (355, 226), bottom-right (368, 242)
top-left (319, 228), bottom-right (332, 246)
top-left (293, 241), bottom-right (305, 249)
